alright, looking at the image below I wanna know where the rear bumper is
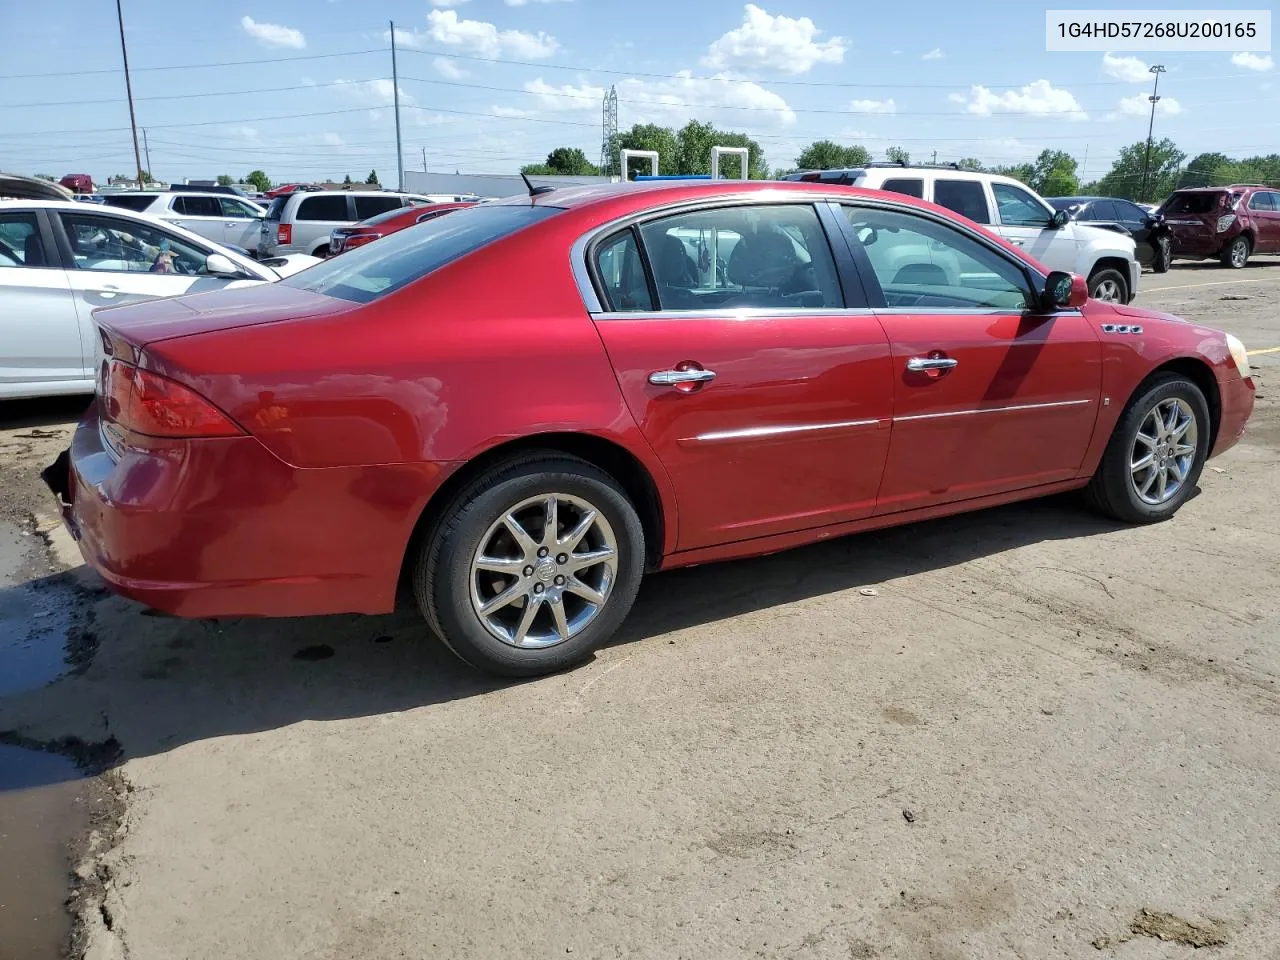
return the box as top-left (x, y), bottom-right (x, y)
top-left (1211, 375), bottom-right (1256, 458)
top-left (45, 407), bottom-right (451, 618)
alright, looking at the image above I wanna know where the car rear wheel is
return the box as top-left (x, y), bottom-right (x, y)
top-left (1087, 268), bottom-right (1128, 303)
top-left (414, 454), bottom-right (645, 677)
top-left (1152, 235), bottom-right (1172, 273)
top-left (1221, 235), bottom-right (1250, 269)
top-left (1083, 373), bottom-right (1211, 524)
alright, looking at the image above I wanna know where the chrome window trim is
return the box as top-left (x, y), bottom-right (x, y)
top-left (568, 191), bottom-right (1051, 319)
top-left (588, 306), bottom-right (1083, 321)
top-left (682, 418), bottom-right (883, 444)
top-left (893, 398), bottom-right (1091, 423)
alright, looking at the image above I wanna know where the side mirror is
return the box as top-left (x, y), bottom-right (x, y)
top-left (1045, 270), bottom-right (1088, 310)
top-left (1051, 209), bottom-right (1070, 229)
top-left (205, 253), bottom-right (241, 277)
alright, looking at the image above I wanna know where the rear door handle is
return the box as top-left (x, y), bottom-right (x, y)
top-left (906, 357), bottom-right (958, 372)
top-left (649, 368), bottom-right (717, 386)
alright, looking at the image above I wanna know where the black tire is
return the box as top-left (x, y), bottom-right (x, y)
top-left (1152, 235), bottom-right (1172, 273)
top-left (414, 454), bottom-right (646, 677)
top-left (1220, 235), bottom-right (1251, 269)
top-left (1083, 374), bottom-right (1211, 524)
top-left (310, 245), bottom-right (330, 259)
top-left (1087, 267), bottom-right (1128, 304)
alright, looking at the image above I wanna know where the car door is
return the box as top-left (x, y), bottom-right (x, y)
top-left (834, 201), bottom-right (1101, 514)
top-left (166, 195), bottom-right (225, 244)
top-left (0, 209), bottom-right (89, 392)
top-left (1246, 191), bottom-right (1280, 252)
top-left (989, 181), bottom-right (1079, 271)
top-left (1110, 199), bottom-right (1157, 261)
top-left (587, 202), bottom-right (894, 551)
top-left (219, 197), bottom-right (264, 251)
top-left (52, 210), bottom-right (259, 325)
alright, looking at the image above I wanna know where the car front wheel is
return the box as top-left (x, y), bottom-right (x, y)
top-left (1084, 373), bottom-right (1211, 523)
top-left (415, 454), bottom-right (646, 677)
top-left (1088, 268), bottom-right (1128, 303)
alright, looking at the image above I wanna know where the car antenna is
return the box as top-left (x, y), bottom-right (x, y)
top-left (520, 172), bottom-right (556, 197)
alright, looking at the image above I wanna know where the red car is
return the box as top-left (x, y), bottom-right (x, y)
top-left (328, 201), bottom-right (474, 255)
top-left (44, 180), bottom-right (1256, 677)
top-left (1161, 184), bottom-right (1280, 269)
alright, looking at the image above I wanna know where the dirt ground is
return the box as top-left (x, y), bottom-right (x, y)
top-left (1, 263), bottom-right (1279, 960)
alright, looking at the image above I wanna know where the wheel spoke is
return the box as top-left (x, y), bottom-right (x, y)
top-left (479, 581), bottom-right (526, 616)
top-left (566, 546), bottom-right (615, 573)
top-left (1174, 442), bottom-right (1196, 457)
top-left (566, 577), bottom-right (605, 606)
top-left (1173, 419), bottom-right (1194, 442)
top-left (475, 555), bottom-right (527, 576)
top-left (541, 496), bottom-right (559, 547)
top-left (1131, 452), bottom-right (1155, 473)
top-left (1139, 467), bottom-right (1159, 497)
top-left (1136, 429), bottom-right (1159, 450)
top-left (1155, 467), bottom-right (1169, 501)
top-left (1164, 402), bottom-right (1181, 437)
top-left (1168, 458), bottom-right (1186, 482)
top-left (559, 509), bottom-right (598, 551)
top-left (549, 599), bottom-right (569, 641)
top-left (512, 595), bottom-right (543, 645)
top-left (503, 514), bottom-right (538, 557)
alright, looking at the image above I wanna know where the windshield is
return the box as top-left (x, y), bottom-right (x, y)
top-left (283, 203), bottom-right (560, 304)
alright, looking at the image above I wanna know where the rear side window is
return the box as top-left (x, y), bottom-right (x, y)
top-left (933, 180), bottom-right (990, 224)
top-left (264, 196), bottom-right (289, 220)
top-left (881, 178), bottom-right (923, 198)
top-left (284, 204), bottom-right (560, 304)
top-left (1085, 200), bottom-right (1119, 221)
top-left (354, 195), bottom-right (403, 219)
top-left (296, 194), bottom-right (350, 222)
top-left (1163, 192), bottom-right (1223, 215)
top-left (594, 229), bottom-right (653, 312)
top-left (100, 194), bottom-right (156, 213)
top-left (172, 196), bottom-right (221, 217)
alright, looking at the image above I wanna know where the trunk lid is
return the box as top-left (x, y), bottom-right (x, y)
top-left (1161, 189), bottom-right (1238, 242)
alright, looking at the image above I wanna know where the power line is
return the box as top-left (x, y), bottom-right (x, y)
top-left (2, 78), bottom-right (393, 109)
top-left (0, 48), bottom-right (383, 80)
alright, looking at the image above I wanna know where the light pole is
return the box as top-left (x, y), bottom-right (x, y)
top-left (1139, 64), bottom-right (1167, 202)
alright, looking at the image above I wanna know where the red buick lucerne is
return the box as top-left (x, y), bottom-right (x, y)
top-left (44, 180), bottom-right (1256, 677)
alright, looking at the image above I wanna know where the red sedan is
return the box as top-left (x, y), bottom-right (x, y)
top-left (45, 180), bottom-right (1256, 676)
top-left (328, 201), bottom-right (474, 255)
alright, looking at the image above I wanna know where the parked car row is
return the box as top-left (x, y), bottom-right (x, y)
top-left (1158, 183), bottom-right (1280, 269)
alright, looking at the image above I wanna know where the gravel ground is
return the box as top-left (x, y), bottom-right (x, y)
top-left (0, 263), bottom-right (1277, 960)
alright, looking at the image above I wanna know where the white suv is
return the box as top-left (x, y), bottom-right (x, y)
top-left (258, 190), bottom-right (429, 259)
top-left (99, 191), bottom-right (266, 256)
top-left (783, 165), bottom-right (1140, 303)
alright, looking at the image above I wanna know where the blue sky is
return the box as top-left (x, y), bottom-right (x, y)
top-left (2, 1), bottom-right (1275, 186)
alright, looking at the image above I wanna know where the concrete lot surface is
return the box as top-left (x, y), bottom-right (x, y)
top-left (1, 263), bottom-right (1278, 960)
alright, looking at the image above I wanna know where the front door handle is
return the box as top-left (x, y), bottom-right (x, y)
top-left (1009, 238), bottom-right (1026, 246)
top-left (649, 368), bottom-right (717, 386)
top-left (906, 356), bottom-right (958, 372)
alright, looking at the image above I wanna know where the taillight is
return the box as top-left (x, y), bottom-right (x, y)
top-left (103, 360), bottom-right (241, 438)
top-left (277, 223), bottom-right (292, 245)
top-left (344, 233), bottom-right (379, 250)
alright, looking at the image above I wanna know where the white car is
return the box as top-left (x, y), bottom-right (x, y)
top-left (99, 190), bottom-right (267, 255)
top-left (259, 189), bottom-right (430, 259)
top-left (0, 199), bottom-right (318, 400)
top-left (782, 165), bottom-right (1141, 303)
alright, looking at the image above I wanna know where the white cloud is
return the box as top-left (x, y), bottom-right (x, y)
top-left (1118, 93), bottom-right (1182, 116)
top-left (1102, 52), bottom-right (1150, 82)
top-left (424, 10), bottom-right (558, 59)
top-left (336, 78), bottom-right (415, 108)
top-left (490, 105), bottom-right (533, 117)
top-left (1232, 51), bottom-right (1274, 72)
top-left (703, 3), bottom-right (845, 75)
top-left (226, 125), bottom-right (260, 141)
top-left (505, 0), bottom-right (569, 5)
top-left (617, 70), bottom-right (796, 126)
top-left (430, 0), bottom-right (469, 6)
top-left (922, 48), bottom-right (944, 60)
top-left (240, 16), bottom-right (305, 49)
top-left (433, 57), bottom-right (467, 79)
top-left (524, 78), bottom-right (604, 111)
top-left (950, 80), bottom-right (1086, 119)
top-left (848, 98), bottom-right (896, 114)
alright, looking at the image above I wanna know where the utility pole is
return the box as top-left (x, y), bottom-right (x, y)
top-left (142, 128), bottom-right (152, 183)
top-left (115, 0), bottom-right (145, 190)
top-left (390, 20), bottom-right (404, 192)
top-left (1139, 64), bottom-right (1167, 202)
top-left (422, 147), bottom-right (427, 171)
top-left (931, 150), bottom-right (937, 165)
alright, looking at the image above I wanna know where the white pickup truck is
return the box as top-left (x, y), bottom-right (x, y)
top-left (782, 164), bottom-right (1141, 303)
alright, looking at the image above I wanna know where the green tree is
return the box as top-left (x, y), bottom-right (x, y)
top-left (673, 120), bottom-right (768, 179)
top-left (519, 163), bottom-right (558, 176)
top-left (365, 169), bottom-right (379, 185)
top-left (617, 123), bottom-right (679, 179)
top-left (885, 146), bottom-right (910, 164)
top-left (1177, 152), bottom-right (1232, 189)
top-left (955, 157), bottom-right (985, 171)
top-left (794, 140), bottom-right (871, 171)
top-left (992, 163), bottom-right (1035, 185)
top-left (245, 170), bottom-right (271, 193)
top-left (1095, 138), bottom-right (1185, 202)
top-left (34, 173), bottom-right (56, 181)
top-left (1029, 149), bottom-right (1079, 197)
top-left (544, 147), bottom-right (598, 175)
top-left (1213, 154), bottom-right (1280, 187)
top-left (216, 174), bottom-right (235, 187)
top-left (343, 173), bottom-right (353, 185)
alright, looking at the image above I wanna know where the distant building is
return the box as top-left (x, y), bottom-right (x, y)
top-left (404, 171), bottom-right (610, 199)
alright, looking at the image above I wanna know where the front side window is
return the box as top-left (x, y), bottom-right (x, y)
top-left (354, 195), bottom-right (403, 219)
top-left (841, 205), bottom-right (1033, 311)
top-left (635, 204), bottom-right (842, 310)
top-left (881, 178), bottom-right (924, 199)
top-left (58, 212), bottom-right (217, 275)
top-left (172, 196), bottom-right (221, 218)
top-left (1084, 200), bottom-right (1119, 222)
top-left (284, 204), bottom-right (560, 304)
top-left (297, 194), bottom-right (351, 222)
top-left (992, 183), bottom-right (1052, 227)
top-left (220, 198), bottom-right (260, 219)
top-left (932, 179), bottom-right (991, 224)
top-left (1112, 200), bottom-right (1147, 222)
top-left (0, 212), bottom-right (45, 268)
top-left (1248, 191), bottom-right (1275, 211)
top-left (594, 228), bottom-right (652, 312)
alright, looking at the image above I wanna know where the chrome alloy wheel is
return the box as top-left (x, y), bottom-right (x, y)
top-left (1130, 397), bottom-right (1198, 505)
top-left (1230, 239), bottom-right (1249, 268)
top-left (1093, 277), bottom-right (1123, 303)
top-left (469, 494), bottom-right (618, 649)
